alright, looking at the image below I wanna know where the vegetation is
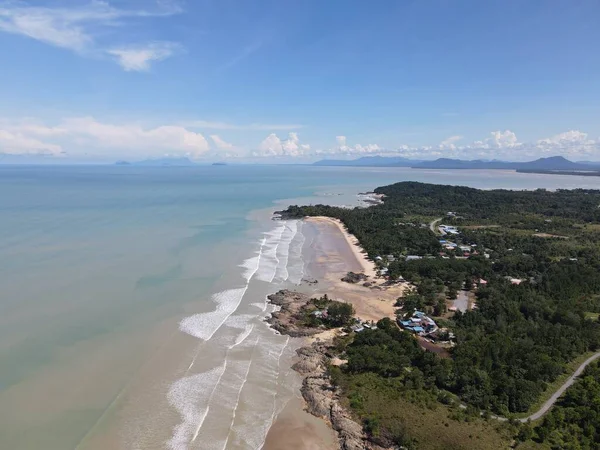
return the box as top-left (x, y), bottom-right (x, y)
top-left (533, 361), bottom-right (600, 449)
top-left (301, 295), bottom-right (355, 328)
top-left (331, 319), bottom-right (514, 449)
top-left (286, 182), bottom-right (600, 447)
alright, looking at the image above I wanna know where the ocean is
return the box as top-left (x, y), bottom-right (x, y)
top-left (2, 165), bottom-right (600, 450)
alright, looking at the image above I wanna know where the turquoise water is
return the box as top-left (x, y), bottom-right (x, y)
top-left (2, 165), bottom-right (600, 450)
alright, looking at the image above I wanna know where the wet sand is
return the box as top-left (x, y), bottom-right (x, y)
top-left (262, 397), bottom-right (338, 450)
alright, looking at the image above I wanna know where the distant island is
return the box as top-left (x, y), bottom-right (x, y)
top-left (516, 169), bottom-right (600, 177)
top-left (114, 157), bottom-right (196, 167)
top-left (314, 155), bottom-right (600, 171)
top-left (212, 162), bottom-right (227, 166)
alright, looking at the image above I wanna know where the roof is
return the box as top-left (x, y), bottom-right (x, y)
top-left (413, 326), bottom-right (424, 332)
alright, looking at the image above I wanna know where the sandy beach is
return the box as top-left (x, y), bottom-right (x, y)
top-left (264, 216), bottom-right (408, 449)
top-left (305, 216), bottom-right (377, 278)
top-left (307, 216), bottom-right (407, 323)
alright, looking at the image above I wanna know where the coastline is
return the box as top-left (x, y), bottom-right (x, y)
top-left (304, 216), bottom-right (377, 279)
top-left (263, 215), bottom-right (407, 450)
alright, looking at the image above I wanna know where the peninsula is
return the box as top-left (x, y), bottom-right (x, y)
top-left (273, 182), bottom-right (600, 449)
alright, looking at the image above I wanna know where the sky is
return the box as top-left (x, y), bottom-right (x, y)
top-left (1, 0), bottom-right (600, 163)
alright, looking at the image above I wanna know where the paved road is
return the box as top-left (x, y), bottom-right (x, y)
top-left (429, 218), bottom-right (442, 233)
top-left (460, 351), bottom-right (600, 422)
top-left (428, 215), bottom-right (600, 423)
top-left (517, 351), bottom-right (600, 422)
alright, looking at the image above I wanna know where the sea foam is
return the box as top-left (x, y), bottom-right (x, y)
top-left (273, 221), bottom-right (298, 282)
top-left (179, 287), bottom-right (247, 341)
top-left (255, 224), bottom-right (285, 282)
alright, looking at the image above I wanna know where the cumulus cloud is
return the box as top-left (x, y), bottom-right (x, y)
top-left (209, 134), bottom-right (234, 150)
top-left (3, 119), bottom-right (600, 162)
top-left (188, 120), bottom-right (303, 131)
top-left (328, 135), bottom-right (381, 154)
top-left (439, 135), bottom-right (463, 150)
top-left (535, 130), bottom-right (598, 156)
top-left (0, 130), bottom-right (63, 156)
top-left (0, 117), bottom-right (210, 159)
top-left (433, 129), bottom-right (600, 161)
top-left (0, 1), bottom-right (181, 70)
top-left (472, 130), bottom-right (521, 149)
top-left (107, 42), bottom-right (180, 72)
top-left (255, 132), bottom-right (310, 156)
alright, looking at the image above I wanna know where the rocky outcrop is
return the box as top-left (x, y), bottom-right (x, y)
top-left (294, 341), bottom-right (392, 450)
top-left (341, 272), bottom-right (368, 284)
top-left (266, 290), bottom-right (321, 337)
top-left (267, 289), bottom-right (392, 450)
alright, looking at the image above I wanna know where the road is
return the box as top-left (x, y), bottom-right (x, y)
top-left (429, 218), bottom-right (442, 233)
top-left (428, 215), bottom-right (600, 422)
top-left (459, 350), bottom-right (600, 422)
top-left (517, 351), bottom-right (600, 422)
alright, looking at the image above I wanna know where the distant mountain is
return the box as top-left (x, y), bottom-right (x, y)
top-left (412, 158), bottom-right (512, 169)
top-left (116, 157), bottom-right (196, 167)
top-left (414, 156), bottom-right (600, 171)
top-left (313, 156), bottom-right (418, 167)
top-left (520, 156), bottom-right (592, 170)
top-left (313, 155), bottom-right (600, 171)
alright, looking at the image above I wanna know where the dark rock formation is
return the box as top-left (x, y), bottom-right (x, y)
top-left (341, 272), bottom-right (368, 284)
top-left (294, 341), bottom-right (392, 450)
top-left (266, 290), bottom-right (321, 337)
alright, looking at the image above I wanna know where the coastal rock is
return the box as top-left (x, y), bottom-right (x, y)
top-left (341, 272), bottom-right (368, 284)
top-left (267, 289), bottom-right (394, 450)
top-left (266, 290), bottom-right (322, 337)
top-left (331, 403), bottom-right (366, 449)
top-left (302, 376), bottom-right (334, 418)
top-left (293, 346), bottom-right (325, 374)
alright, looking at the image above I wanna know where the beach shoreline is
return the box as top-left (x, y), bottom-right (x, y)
top-left (304, 216), bottom-right (378, 279)
top-left (263, 215), bottom-right (408, 450)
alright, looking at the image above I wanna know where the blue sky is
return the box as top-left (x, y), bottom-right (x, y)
top-left (1, 0), bottom-right (599, 162)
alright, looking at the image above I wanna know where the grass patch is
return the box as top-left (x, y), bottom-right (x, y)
top-left (585, 312), bottom-right (600, 321)
top-left (335, 372), bottom-right (513, 449)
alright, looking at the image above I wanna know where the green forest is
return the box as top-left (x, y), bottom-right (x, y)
top-left (285, 182), bottom-right (600, 448)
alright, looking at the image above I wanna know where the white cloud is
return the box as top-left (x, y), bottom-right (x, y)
top-left (256, 132), bottom-right (309, 156)
top-left (189, 120), bottom-right (303, 131)
top-left (0, 130), bottom-right (63, 156)
top-left (472, 130), bottom-right (521, 149)
top-left (3, 119), bottom-right (600, 162)
top-left (107, 42), bottom-right (180, 72)
top-left (535, 130), bottom-right (598, 156)
top-left (209, 134), bottom-right (234, 150)
top-left (439, 135), bottom-right (463, 150)
top-left (336, 135), bottom-right (347, 147)
top-left (328, 135), bottom-right (381, 155)
top-left (0, 117), bottom-right (210, 159)
top-left (0, 1), bottom-right (181, 69)
top-left (61, 117), bottom-right (209, 157)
